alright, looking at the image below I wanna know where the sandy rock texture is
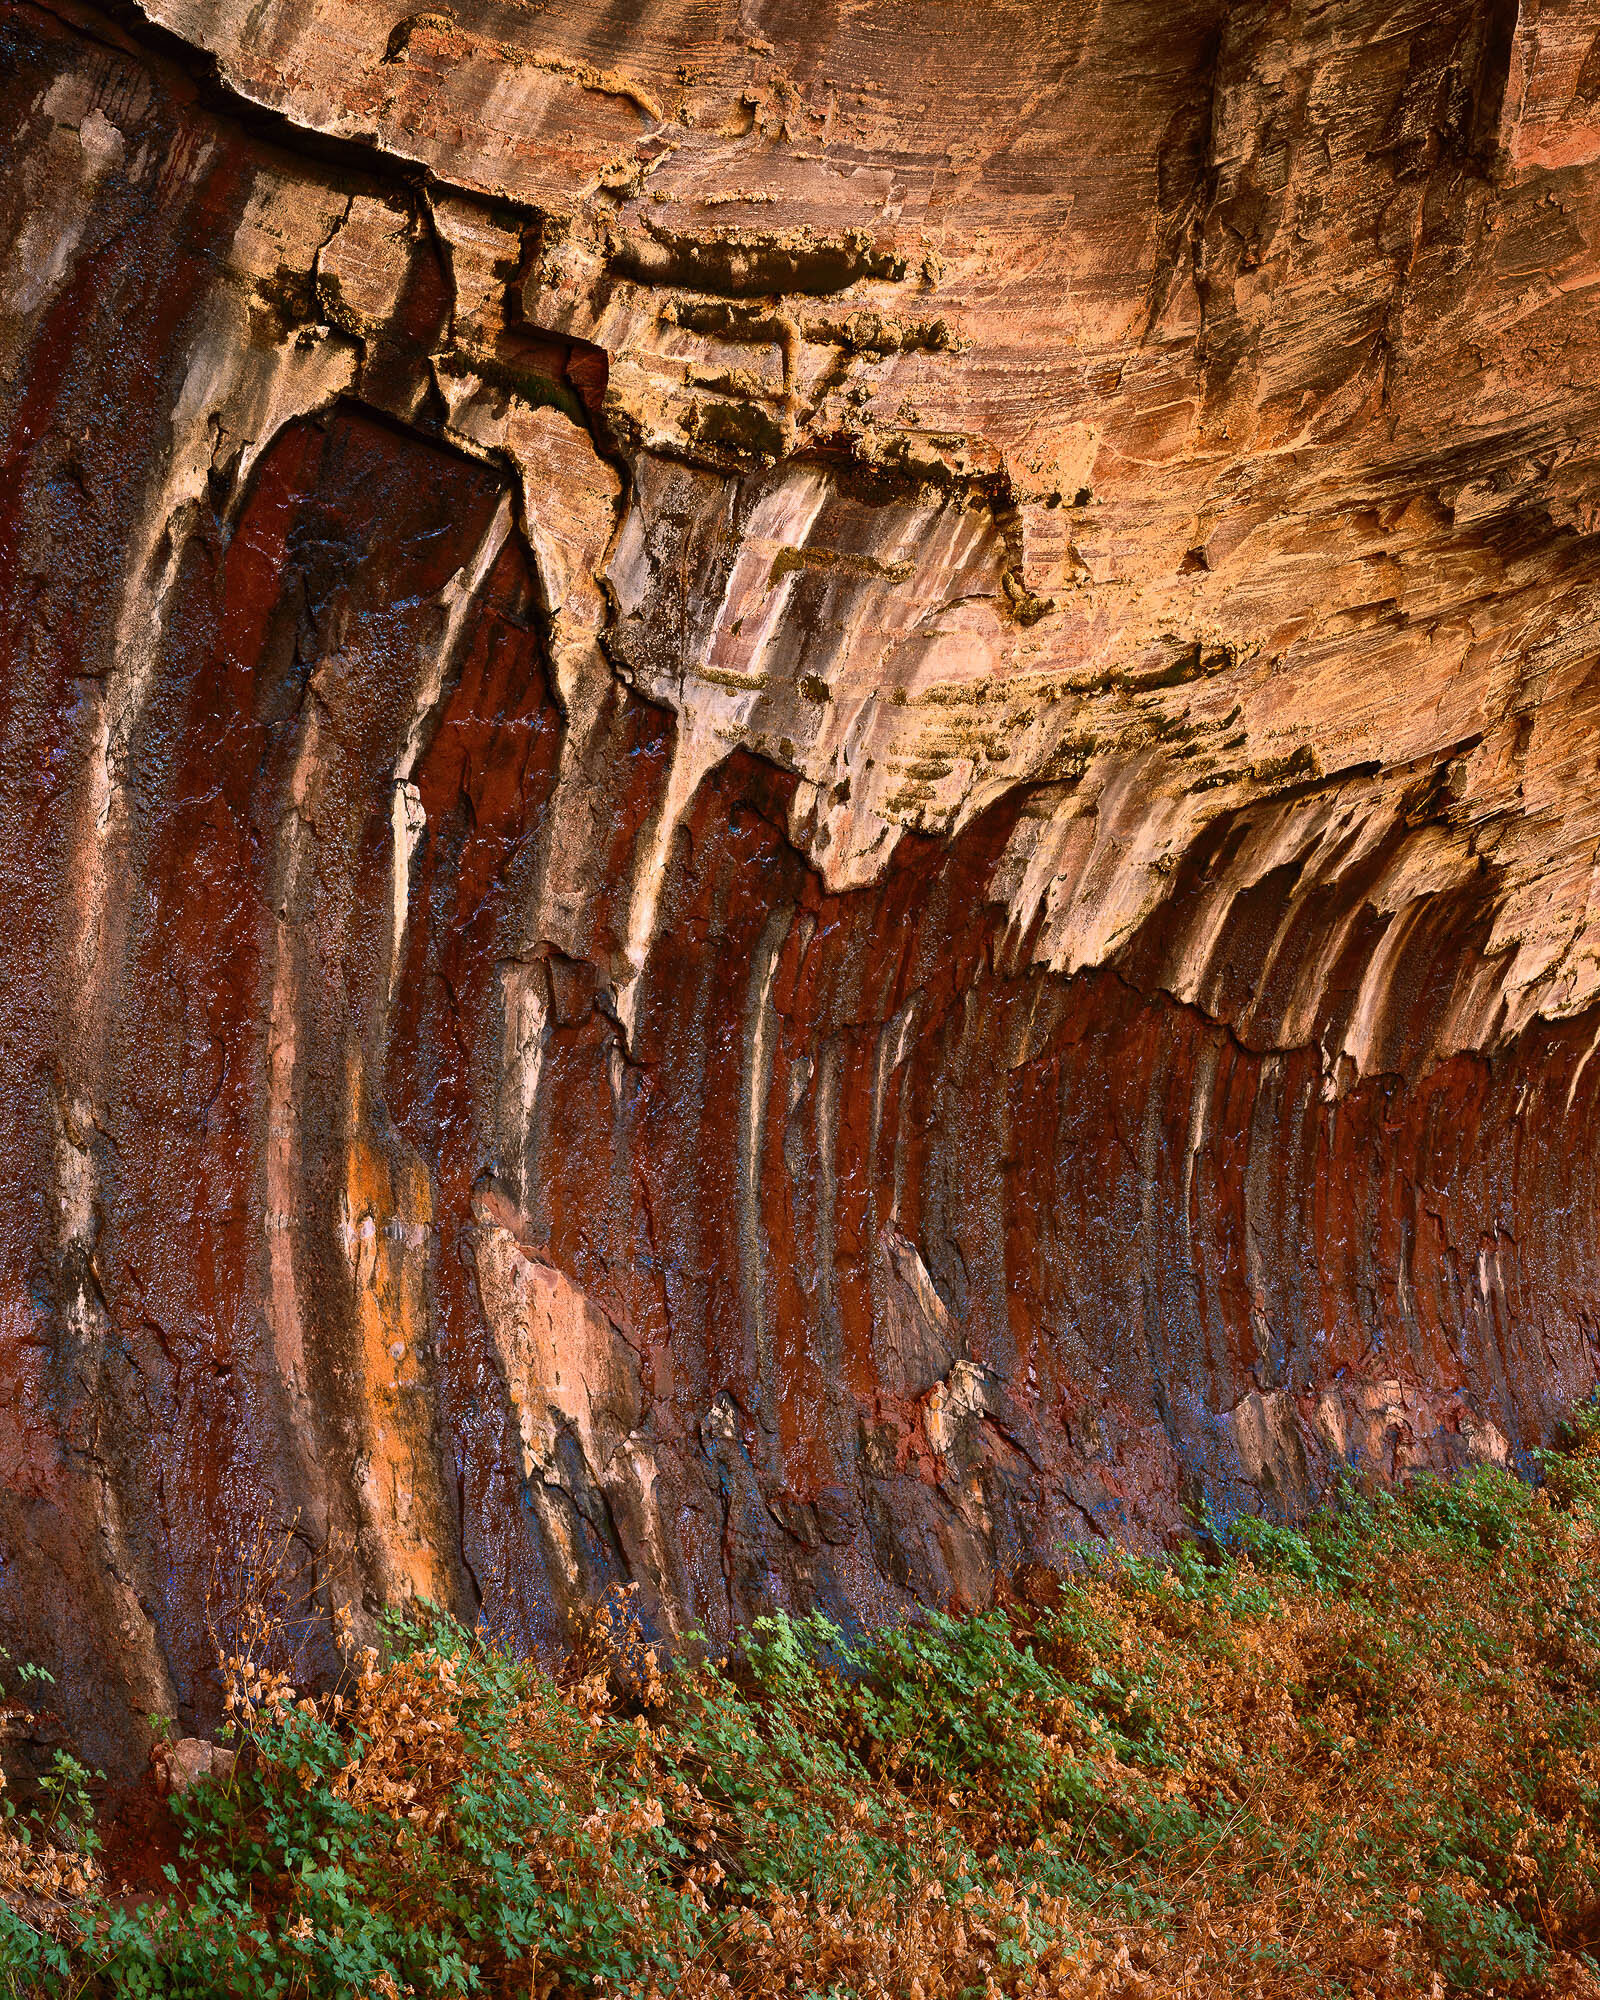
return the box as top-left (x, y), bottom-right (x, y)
top-left (4, 0), bottom-right (1600, 1765)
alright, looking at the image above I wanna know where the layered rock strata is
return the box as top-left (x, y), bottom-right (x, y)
top-left (5, 0), bottom-right (1600, 1766)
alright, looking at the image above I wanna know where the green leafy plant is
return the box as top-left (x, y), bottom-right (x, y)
top-left (9, 1430), bottom-right (1600, 1995)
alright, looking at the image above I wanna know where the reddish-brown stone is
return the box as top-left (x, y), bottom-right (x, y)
top-left (5, 0), bottom-right (1600, 1771)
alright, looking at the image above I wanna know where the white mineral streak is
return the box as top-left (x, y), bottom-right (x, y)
top-left (611, 717), bottom-right (724, 1043)
top-left (604, 454), bottom-right (729, 1023)
top-left (1566, 1016), bottom-right (1600, 1113)
top-left (70, 162), bottom-right (354, 1057)
top-left (389, 781), bottom-right (427, 997)
top-left (384, 494), bottom-right (515, 999)
top-left (741, 904), bottom-right (792, 1427)
top-left (262, 707), bottom-right (319, 1438)
top-left (1180, 1039), bottom-right (1219, 1240)
top-left (869, 996), bottom-right (919, 1224)
top-left (1, 81), bottom-right (125, 320)
top-left (47, 1084), bottom-right (177, 1711)
top-left (401, 493), bottom-right (515, 783)
top-left (1241, 1055), bottom-right (1286, 1365)
top-left (498, 965), bottom-right (549, 1207)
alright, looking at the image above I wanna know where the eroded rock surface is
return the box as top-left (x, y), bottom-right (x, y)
top-left (4, 0), bottom-right (1600, 1766)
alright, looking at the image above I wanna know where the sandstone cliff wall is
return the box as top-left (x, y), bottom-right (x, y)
top-left (5, 0), bottom-right (1600, 1768)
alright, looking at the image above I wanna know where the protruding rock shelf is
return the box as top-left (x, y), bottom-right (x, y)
top-left (4, 0), bottom-right (1600, 1769)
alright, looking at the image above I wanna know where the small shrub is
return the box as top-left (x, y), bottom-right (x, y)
top-left (10, 1437), bottom-right (1600, 1995)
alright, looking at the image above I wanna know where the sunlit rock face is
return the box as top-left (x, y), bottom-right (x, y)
top-left (5, 0), bottom-right (1600, 1767)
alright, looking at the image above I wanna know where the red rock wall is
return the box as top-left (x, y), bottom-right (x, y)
top-left (6, 0), bottom-right (1600, 1769)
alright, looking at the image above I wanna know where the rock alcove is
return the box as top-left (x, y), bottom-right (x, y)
top-left (4, 0), bottom-right (1600, 1768)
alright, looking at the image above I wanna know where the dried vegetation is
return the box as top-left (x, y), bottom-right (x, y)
top-left (11, 1415), bottom-right (1600, 1996)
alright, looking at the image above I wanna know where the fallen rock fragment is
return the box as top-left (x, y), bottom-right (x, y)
top-left (151, 1739), bottom-right (238, 1799)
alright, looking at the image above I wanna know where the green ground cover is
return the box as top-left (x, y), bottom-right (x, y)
top-left (9, 1417), bottom-right (1600, 1997)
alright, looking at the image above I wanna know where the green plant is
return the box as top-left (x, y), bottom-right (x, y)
top-left (8, 1438), bottom-right (1600, 1995)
